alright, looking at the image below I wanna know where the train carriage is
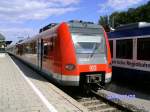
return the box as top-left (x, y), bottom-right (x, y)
top-left (7, 20), bottom-right (112, 87)
top-left (108, 22), bottom-right (150, 82)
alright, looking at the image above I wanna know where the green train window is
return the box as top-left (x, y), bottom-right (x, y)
top-left (116, 39), bottom-right (133, 59)
top-left (137, 38), bottom-right (150, 61)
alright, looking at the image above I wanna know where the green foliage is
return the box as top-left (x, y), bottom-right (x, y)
top-left (99, 16), bottom-right (108, 26)
top-left (100, 1), bottom-right (150, 28)
top-left (98, 16), bottom-right (110, 32)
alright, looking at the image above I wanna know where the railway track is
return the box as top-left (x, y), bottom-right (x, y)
top-left (66, 86), bottom-right (131, 112)
top-left (77, 96), bottom-right (122, 112)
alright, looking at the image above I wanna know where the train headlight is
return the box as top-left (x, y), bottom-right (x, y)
top-left (65, 64), bottom-right (76, 71)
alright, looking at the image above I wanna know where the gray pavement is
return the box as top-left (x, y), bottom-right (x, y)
top-left (0, 53), bottom-right (49, 112)
top-left (0, 53), bottom-right (87, 112)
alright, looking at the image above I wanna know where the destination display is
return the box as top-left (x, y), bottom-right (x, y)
top-left (112, 59), bottom-right (150, 71)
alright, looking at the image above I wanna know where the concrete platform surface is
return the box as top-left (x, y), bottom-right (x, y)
top-left (97, 89), bottom-right (150, 112)
top-left (0, 53), bottom-right (86, 112)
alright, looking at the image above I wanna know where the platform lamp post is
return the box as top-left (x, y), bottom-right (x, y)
top-left (112, 16), bottom-right (115, 29)
top-left (109, 15), bottom-right (115, 31)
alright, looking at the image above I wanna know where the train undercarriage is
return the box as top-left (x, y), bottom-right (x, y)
top-left (80, 72), bottom-right (106, 93)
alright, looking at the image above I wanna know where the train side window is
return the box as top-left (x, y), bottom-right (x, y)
top-left (116, 39), bottom-right (133, 59)
top-left (24, 43), bottom-right (30, 54)
top-left (137, 38), bottom-right (150, 61)
top-left (109, 40), bottom-right (113, 58)
top-left (23, 41), bottom-right (36, 54)
top-left (23, 43), bottom-right (27, 54)
top-left (17, 45), bottom-right (23, 55)
top-left (31, 41), bottom-right (36, 54)
top-left (43, 38), bottom-right (53, 58)
top-left (44, 43), bottom-right (48, 56)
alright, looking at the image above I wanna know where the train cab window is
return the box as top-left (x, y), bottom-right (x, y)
top-left (109, 40), bottom-right (113, 58)
top-left (116, 39), bottom-right (133, 59)
top-left (137, 38), bottom-right (150, 61)
top-left (71, 34), bottom-right (105, 54)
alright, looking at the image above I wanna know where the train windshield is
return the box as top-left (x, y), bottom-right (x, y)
top-left (72, 34), bottom-right (105, 54)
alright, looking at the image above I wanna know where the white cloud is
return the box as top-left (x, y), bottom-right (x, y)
top-left (99, 0), bottom-right (147, 14)
top-left (0, 0), bottom-right (79, 22)
top-left (0, 27), bottom-right (37, 42)
top-left (0, 0), bottom-right (80, 42)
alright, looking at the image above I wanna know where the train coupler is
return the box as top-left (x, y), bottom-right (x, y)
top-left (86, 74), bottom-right (102, 84)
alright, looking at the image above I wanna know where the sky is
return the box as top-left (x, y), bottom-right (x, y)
top-left (0, 0), bottom-right (149, 43)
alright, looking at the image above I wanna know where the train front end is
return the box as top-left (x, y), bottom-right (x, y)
top-left (58, 21), bottom-right (112, 87)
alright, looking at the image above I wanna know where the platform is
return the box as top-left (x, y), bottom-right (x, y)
top-left (97, 89), bottom-right (150, 112)
top-left (0, 53), bottom-right (86, 112)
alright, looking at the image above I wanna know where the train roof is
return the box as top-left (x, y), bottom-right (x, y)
top-left (68, 20), bottom-right (102, 29)
top-left (108, 22), bottom-right (150, 38)
top-left (39, 20), bottom-right (103, 33)
top-left (16, 35), bottom-right (39, 45)
top-left (68, 20), bottom-right (103, 35)
top-left (16, 20), bottom-right (103, 45)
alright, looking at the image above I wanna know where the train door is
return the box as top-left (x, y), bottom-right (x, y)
top-left (42, 38), bottom-right (52, 73)
top-left (37, 38), bottom-right (43, 69)
top-left (42, 36), bottom-right (62, 81)
top-left (52, 36), bottom-right (62, 81)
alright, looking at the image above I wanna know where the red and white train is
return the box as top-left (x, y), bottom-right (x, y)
top-left (7, 20), bottom-right (112, 87)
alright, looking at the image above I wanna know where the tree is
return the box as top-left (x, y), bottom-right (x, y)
top-left (99, 1), bottom-right (150, 29)
top-left (99, 16), bottom-right (110, 32)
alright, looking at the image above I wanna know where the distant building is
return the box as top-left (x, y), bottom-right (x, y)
top-left (0, 33), bottom-right (12, 52)
top-left (0, 33), bottom-right (5, 40)
top-left (0, 33), bottom-right (5, 52)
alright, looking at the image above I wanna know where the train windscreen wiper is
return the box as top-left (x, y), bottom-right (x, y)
top-left (89, 43), bottom-right (98, 58)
